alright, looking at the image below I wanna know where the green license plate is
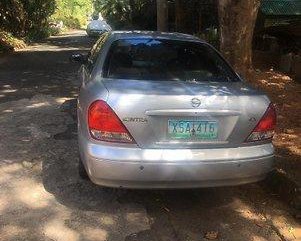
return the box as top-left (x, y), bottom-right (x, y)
top-left (168, 120), bottom-right (218, 140)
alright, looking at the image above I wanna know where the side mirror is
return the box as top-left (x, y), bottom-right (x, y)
top-left (70, 53), bottom-right (87, 63)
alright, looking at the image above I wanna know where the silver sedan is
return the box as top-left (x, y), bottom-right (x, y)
top-left (73, 31), bottom-right (276, 188)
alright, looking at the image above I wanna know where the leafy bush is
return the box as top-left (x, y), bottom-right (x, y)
top-left (26, 27), bottom-right (52, 41)
top-left (94, 0), bottom-right (157, 30)
top-left (0, 31), bottom-right (26, 52)
top-left (51, 0), bottom-right (93, 28)
top-left (57, 17), bottom-right (81, 29)
top-left (0, 0), bottom-right (55, 39)
top-left (49, 26), bottom-right (62, 36)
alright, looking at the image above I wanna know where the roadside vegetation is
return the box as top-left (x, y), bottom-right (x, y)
top-left (0, 0), bottom-right (54, 51)
top-left (0, 31), bottom-right (26, 53)
top-left (94, 0), bottom-right (157, 30)
top-left (0, 0), bottom-right (55, 40)
top-left (0, 0), bottom-right (93, 52)
top-left (51, 0), bottom-right (93, 29)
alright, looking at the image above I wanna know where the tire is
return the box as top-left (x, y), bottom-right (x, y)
top-left (78, 157), bottom-right (89, 180)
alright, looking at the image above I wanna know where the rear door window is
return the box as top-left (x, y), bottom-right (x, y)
top-left (86, 33), bottom-right (109, 73)
top-left (103, 38), bottom-right (239, 82)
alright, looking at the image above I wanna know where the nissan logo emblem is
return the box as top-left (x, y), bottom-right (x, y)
top-left (191, 98), bottom-right (201, 108)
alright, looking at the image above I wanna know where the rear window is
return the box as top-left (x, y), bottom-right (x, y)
top-left (103, 38), bottom-right (239, 82)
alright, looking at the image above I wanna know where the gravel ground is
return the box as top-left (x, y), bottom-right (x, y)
top-left (251, 70), bottom-right (301, 188)
top-left (0, 31), bottom-right (300, 241)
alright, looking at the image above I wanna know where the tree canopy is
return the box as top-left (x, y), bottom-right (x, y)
top-left (93, 0), bottom-right (157, 30)
top-left (52, 0), bottom-right (93, 29)
top-left (0, 0), bottom-right (56, 38)
top-left (0, 0), bottom-right (93, 40)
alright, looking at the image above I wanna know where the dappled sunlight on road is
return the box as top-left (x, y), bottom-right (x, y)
top-left (14, 179), bottom-right (53, 209)
top-left (83, 227), bottom-right (108, 241)
top-left (232, 198), bottom-right (266, 222)
top-left (0, 89), bottom-right (17, 93)
top-left (0, 93), bottom-right (153, 241)
top-left (1, 225), bottom-right (28, 241)
top-left (43, 210), bottom-right (81, 241)
top-left (25, 102), bottom-right (51, 109)
top-left (0, 33), bottom-right (90, 104)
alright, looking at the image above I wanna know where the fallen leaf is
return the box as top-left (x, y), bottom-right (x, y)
top-left (204, 231), bottom-right (218, 240)
top-left (255, 222), bottom-right (265, 228)
top-left (293, 213), bottom-right (301, 219)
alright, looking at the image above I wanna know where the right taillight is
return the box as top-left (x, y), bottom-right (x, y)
top-left (245, 103), bottom-right (276, 142)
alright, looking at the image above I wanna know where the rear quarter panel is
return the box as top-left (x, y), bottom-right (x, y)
top-left (77, 76), bottom-right (109, 141)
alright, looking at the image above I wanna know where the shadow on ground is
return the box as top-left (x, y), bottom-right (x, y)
top-left (0, 33), bottom-right (96, 103)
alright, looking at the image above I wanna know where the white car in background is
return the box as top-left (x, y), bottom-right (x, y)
top-left (86, 20), bottom-right (111, 37)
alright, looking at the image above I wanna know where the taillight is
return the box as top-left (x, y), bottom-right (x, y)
top-left (88, 100), bottom-right (135, 143)
top-left (246, 103), bottom-right (276, 142)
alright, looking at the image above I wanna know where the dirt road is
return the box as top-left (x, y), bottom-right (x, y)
top-left (0, 31), bottom-right (300, 241)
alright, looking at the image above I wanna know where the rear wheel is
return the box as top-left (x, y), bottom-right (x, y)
top-left (78, 157), bottom-right (89, 180)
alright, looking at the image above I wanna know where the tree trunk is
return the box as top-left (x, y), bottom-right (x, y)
top-left (157, 0), bottom-right (168, 31)
top-left (175, 0), bottom-right (185, 32)
top-left (198, 11), bottom-right (202, 33)
top-left (129, 0), bottom-right (136, 26)
top-left (218, 0), bottom-right (261, 77)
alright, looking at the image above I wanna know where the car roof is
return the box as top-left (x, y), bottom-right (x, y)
top-left (110, 31), bottom-right (204, 42)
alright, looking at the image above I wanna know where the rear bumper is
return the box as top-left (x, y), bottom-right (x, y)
top-left (79, 136), bottom-right (274, 188)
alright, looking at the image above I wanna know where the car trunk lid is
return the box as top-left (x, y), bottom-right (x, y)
top-left (103, 79), bottom-right (270, 149)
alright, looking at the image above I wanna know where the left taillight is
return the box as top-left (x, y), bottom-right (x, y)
top-left (88, 100), bottom-right (135, 143)
top-left (245, 103), bottom-right (276, 142)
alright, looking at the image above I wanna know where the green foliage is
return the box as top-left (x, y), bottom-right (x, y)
top-left (26, 26), bottom-right (52, 41)
top-left (0, 0), bottom-right (27, 36)
top-left (52, 0), bottom-right (93, 28)
top-left (94, 0), bottom-right (157, 30)
top-left (0, 31), bottom-right (26, 52)
top-left (49, 25), bottom-right (61, 36)
top-left (0, 0), bottom-right (56, 40)
top-left (60, 17), bottom-right (81, 29)
top-left (197, 27), bottom-right (219, 49)
top-left (0, 0), bottom-right (93, 40)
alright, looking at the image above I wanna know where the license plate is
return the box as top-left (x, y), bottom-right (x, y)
top-left (168, 120), bottom-right (218, 140)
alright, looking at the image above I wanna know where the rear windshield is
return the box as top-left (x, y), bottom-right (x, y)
top-left (103, 38), bottom-right (239, 82)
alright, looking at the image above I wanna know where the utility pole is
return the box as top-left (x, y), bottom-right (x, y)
top-left (157, 0), bottom-right (168, 31)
